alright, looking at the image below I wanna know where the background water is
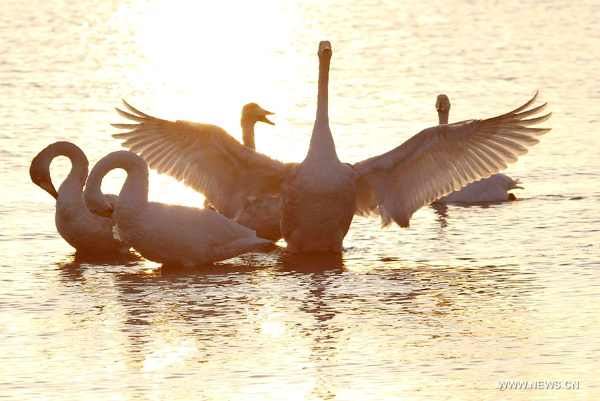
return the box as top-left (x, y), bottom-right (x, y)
top-left (1, 0), bottom-right (599, 399)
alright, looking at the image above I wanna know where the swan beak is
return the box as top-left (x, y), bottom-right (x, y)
top-left (435, 100), bottom-right (445, 112)
top-left (258, 112), bottom-right (275, 126)
top-left (97, 208), bottom-right (114, 218)
top-left (318, 41), bottom-right (332, 57)
top-left (40, 181), bottom-right (58, 199)
top-left (436, 95), bottom-right (450, 112)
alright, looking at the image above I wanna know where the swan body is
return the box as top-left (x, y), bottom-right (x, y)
top-left (236, 196), bottom-right (283, 242)
top-left (438, 174), bottom-right (521, 203)
top-left (280, 42), bottom-right (356, 251)
top-left (433, 94), bottom-right (523, 203)
top-left (281, 161), bottom-right (356, 252)
top-left (29, 141), bottom-right (128, 253)
top-left (84, 150), bottom-right (271, 266)
top-left (111, 41), bottom-right (551, 252)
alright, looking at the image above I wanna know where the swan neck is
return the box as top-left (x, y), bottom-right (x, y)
top-left (438, 110), bottom-right (449, 125)
top-left (87, 151), bottom-right (149, 212)
top-left (316, 54), bottom-right (330, 124)
top-left (241, 118), bottom-right (256, 150)
top-left (307, 54), bottom-right (338, 161)
top-left (49, 142), bottom-right (88, 195)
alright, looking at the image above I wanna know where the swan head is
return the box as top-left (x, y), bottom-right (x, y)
top-left (86, 193), bottom-right (115, 218)
top-left (318, 41), bottom-right (332, 59)
top-left (242, 103), bottom-right (275, 126)
top-left (30, 152), bottom-right (58, 199)
top-left (435, 94), bottom-right (451, 113)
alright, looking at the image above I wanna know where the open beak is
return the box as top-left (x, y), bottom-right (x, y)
top-left (257, 111), bottom-right (275, 126)
top-left (40, 180), bottom-right (58, 200)
top-left (97, 207), bottom-right (114, 218)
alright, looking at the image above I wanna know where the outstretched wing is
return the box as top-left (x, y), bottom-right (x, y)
top-left (112, 100), bottom-right (291, 219)
top-left (352, 91), bottom-right (551, 227)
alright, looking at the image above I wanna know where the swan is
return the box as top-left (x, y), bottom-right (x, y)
top-left (115, 101), bottom-right (283, 242)
top-left (228, 103), bottom-right (283, 241)
top-left (227, 103), bottom-right (284, 241)
top-left (434, 94), bottom-right (523, 203)
top-left (29, 141), bottom-right (129, 253)
top-left (83, 150), bottom-right (272, 266)
top-left (111, 41), bottom-right (551, 252)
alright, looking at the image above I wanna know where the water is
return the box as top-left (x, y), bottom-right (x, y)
top-left (2, 0), bottom-right (600, 399)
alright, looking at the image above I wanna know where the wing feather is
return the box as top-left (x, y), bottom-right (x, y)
top-left (353, 92), bottom-right (551, 227)
top-left (111, 100), bottom-right (292, 218)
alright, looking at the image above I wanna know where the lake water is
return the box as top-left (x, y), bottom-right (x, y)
top-left (1, 0), bottom-right (599, 399)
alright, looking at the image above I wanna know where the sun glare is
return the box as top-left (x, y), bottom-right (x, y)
top-left (111, 0), bottom-right (320, 206)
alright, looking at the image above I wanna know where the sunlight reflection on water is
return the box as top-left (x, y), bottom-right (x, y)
top-left (1, 0), bottom-right (600, 399)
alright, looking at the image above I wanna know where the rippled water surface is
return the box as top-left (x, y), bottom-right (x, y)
top-left (2, 0), bottom-right (600, 399)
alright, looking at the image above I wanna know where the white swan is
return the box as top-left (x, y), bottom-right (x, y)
top-left (115, 101), bottom-right (283, 242)
top-left (434, 94), bottom-right (523, 203)
top-left (111, 41), bottom-right (551, 252)
top-left (83, 150), bottom-right (272, 266)
top-left (221, 103), bottom-right (283, 241)
top-left (29, 141), bottom-right (129, 253)
top-left (236, 104), bottom-right (282, 242)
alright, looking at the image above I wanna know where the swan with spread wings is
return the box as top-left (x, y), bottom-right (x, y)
top-left (112, 41), bottom-right (551, 252)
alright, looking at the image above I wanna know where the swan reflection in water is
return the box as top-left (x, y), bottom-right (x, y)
top-left (56, 251), bottom-right (142, 283)
top-left (55, 248), bottom-right (537, 394)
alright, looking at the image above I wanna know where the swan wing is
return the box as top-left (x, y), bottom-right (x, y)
top-left (352, 91), bottom-right (551, 227)
top-left (112, 100), bottom-right (291, 219)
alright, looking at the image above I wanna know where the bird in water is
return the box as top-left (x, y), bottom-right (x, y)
top-left (111, 41), bottom-right (551, 253)
top-left (29, 141), bottom-right (129, 254)
top-left (84, 150), bottom-right (272, 266)
top-left (433, 94), bottom-right (523, 203)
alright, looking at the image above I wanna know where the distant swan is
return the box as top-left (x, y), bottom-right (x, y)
top-left (29, 141), bottom-right (129, 253)
top-left (112, 41), bottom-right (551, 252)
top-left (434, 94), bottom-right (523, 203)
top-left (83, 150), bottom-right (272, 266)
top-left (233, 103), bottom-right (282, 241)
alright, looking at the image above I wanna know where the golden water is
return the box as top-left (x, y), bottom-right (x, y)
top-left (1, 0), bottom-right (599, 399)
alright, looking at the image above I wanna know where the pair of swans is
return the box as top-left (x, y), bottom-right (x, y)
top-left (433, 94), bottom-right (523, 204)
top-left (112, 41), bottom-right (551, 253)
top-left (30, 142), bottom-right (271, 265)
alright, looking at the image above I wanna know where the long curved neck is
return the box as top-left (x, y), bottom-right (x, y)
top-left (241, 118), bottom-right (256, 150)
top-left (52, 142), bottom-right (89, 198)
top-left (87, 151), bottom-right (149, 212)
top-left (438, 109), bottom-right (449, 125)
top-left (306, 53), bottom-right (338, 162)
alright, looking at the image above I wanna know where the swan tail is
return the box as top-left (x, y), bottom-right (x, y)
top-left (214, 236), bottom-right (273, 261)
top-left (512, 178), bottom-right (524, 190)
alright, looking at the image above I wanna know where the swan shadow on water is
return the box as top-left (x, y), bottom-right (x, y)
top-left (430, 197), bottom-right (520, 229)
top-left (55, 243), bottom-right (345, 282)
top-left (274, 250), bottom-right (345, 273)
top-left (156, 245), bottom-right (345, 277)
top-left (56, 250), bottom-right (143, 282)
